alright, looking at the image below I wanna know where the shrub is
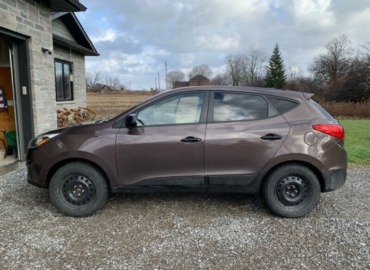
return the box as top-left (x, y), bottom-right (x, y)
top-left (319, 102), bottom-right (370, 119)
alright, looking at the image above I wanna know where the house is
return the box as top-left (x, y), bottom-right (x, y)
top-left (173, 81), bottom-right (190, 88)
top-left (189, 75), bottom-right (210, 86)
top-left (173, 75), bottom-right (210, 88)
top-left (0, 0), bottom-right (98, 161)
top-left (91, 84), bottom-right (119, 93)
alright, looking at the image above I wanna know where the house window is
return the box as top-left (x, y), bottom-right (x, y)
top-left (55, 60), bottom-right (73, 101)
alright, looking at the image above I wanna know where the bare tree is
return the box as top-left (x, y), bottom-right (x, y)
top-left (247, 45), bottom-right (267, 85)
top-left (188, 64), bottom-right (213, 80)
top-left (225, 54), bottom-right (248, 86)
top-left (105, 75), bottom-right (121, 89)
top-left (86, 71), bottom-right (102, 91)
top-left (210, 73), bottom-right (232, 85)
top-left (309, 35), bottom-right (353, 83)
top-left (287, 63), bottom-right (302, 82)
top-left (166, 70), bottom-right (185, 89)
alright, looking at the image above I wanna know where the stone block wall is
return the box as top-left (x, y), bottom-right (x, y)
top-left (0, 0), bottom-right (56, 135)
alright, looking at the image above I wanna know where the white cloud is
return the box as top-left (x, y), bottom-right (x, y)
top-left (78, 0), bottom-right (370, 89)
top-left (90, 29), bottom-right (118, 43)
top-left (197, 34), bottom-right (240, 52)
top-left (292, 0), bottom-right (335, 34)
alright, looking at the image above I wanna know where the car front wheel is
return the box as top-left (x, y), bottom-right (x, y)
top-left (49, 162), bottom-right (108, 217)
top-left (262, 164), bottom-right (321, 218)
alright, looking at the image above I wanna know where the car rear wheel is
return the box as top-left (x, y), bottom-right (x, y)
top-left (49, 162), bottom-right (108, 217)
top-left (262, 164), bottom-right (321, 218)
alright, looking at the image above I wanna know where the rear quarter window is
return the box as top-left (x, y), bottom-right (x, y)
top-left (267, 96), bottom-right (299, 114)
top-left (309, 99), bottom-right (334, 120)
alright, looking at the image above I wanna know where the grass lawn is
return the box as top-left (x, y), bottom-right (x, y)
top-left (339, 119), bottom-right (370, 165)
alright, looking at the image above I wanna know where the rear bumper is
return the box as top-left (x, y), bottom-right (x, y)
top-left (322, 169), bottom-right (347, 192)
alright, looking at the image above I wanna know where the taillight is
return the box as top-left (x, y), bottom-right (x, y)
top-left (312, 124), bottom-right (345, 140)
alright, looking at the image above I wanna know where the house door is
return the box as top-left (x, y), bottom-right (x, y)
top-left (0, 31), bottom-right (34, 162)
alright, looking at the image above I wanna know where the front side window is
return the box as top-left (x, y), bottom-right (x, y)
top-left (137, 93), bottom-right (205, 126)
top-left (55, 60), bottom-right (73, 101)
top-left (212, 92), bottom-right (276, 122)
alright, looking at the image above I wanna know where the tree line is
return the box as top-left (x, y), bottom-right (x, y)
top-left (168, 34), bottom-right (370, 103)
top-left (86, 71), bottom-right (130, 91)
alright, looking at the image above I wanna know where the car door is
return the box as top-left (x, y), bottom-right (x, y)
top-left (116, 91), bottom-right (208, 186)
top-left (205, 91), bottom-right (291, 186)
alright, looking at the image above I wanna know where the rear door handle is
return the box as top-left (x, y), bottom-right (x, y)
top-left (181, 136), bottom-right (202, 143)
top-left (261, 133), bottom-right (282, 141)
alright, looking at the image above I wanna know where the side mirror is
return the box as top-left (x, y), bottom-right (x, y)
top-left (125, 114), bottom-right (137, 129)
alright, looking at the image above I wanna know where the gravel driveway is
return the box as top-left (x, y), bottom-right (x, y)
top-left (0, 166), bottom-right (369, 269)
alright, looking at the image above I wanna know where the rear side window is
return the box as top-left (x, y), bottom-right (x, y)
top-left (267, 96), bottom-right (299, 114)
top-left (310, 99), bottom-right (333, 120)
top-left (212, 92), bottom-right (277, 122)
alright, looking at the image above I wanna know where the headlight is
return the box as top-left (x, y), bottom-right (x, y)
top-left (28, 133), bottom-right (60, 148)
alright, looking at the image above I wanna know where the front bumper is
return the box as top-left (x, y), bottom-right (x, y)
top-left (27, 160), bottom-right (48, 189)
top-left (322, 169), bottom-right (347, 192)
top-left (26, 145), bottom-right (49, 189)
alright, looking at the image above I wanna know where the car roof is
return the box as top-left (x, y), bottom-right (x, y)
top-left (161, 86), bottom-right (313, 100)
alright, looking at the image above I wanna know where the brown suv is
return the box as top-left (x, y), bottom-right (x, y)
top-left (27, 86), bottom-right (347, 218)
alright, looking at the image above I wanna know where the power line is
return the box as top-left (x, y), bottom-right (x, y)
top-left (190, 0), bottom-right (262, 66)
top-left (192, 0), bottom-right (212, 24)
top-left (217, 0), bottom-right (262, 35)
top-left (168, 0), bottom-right (213, 58)
top-left (158, 2), bottom-right (212, 91)
top-left (163, 0), bottom-right (262, 83)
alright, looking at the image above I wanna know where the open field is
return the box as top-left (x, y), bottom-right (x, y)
top-left (87, 92), bottom-right (155, 118)
top-left (340, 120), bottom-right (370, 165)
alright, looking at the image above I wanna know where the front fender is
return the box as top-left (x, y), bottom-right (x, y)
top-left (39, 150), bottom-right (119, 188)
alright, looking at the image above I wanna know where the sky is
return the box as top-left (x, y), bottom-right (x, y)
top-left (75, 0), bottom-right (370, 90)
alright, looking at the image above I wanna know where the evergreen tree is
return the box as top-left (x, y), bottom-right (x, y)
top-left (265, 44), bottom-right (287, 89)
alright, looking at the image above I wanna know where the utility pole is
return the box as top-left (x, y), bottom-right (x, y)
top-left (158, 72), bottom-right (161, 92)
top-left (165, 61), bottom-right (168, 90)
top-left (155, 77), bottom-right (157, 90)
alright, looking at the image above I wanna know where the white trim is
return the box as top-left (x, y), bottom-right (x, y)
top-left (56, 101), bottom-right (77, 105)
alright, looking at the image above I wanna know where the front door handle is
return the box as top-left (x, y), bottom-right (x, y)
top-left (261, 133), bottom-right (282, 141)
top-left (181, 136), bottom-right (202, 143)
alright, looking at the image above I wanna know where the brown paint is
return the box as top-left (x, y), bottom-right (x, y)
top-left (27, 86), bottom-right (347, 193)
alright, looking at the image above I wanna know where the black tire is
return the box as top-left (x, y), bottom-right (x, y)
top-left (262, 164), bottom-right (321, 218)
top-left (49, 162), bottom-right (108, 217)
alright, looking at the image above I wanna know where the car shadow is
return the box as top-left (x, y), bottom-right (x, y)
top-left (106, 192), bottom-right (273, 218)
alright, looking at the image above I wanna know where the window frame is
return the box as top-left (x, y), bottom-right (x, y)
top-left (54, 59), bottom-right (74, 102)
top-left (207, 91), bottom-right (280, 123)
top-left (131, 91), bottom-right (210, 127)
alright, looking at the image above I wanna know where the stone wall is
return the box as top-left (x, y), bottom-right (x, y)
top-left (53, 44), bottom-right (87, 110)
top-left (0, 0), bottom-right (88, 135)
top-left (0, 0), bottom-right (56, 135)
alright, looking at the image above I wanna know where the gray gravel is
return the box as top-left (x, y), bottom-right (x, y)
top-left (0, 167), bottom-right (369, 269)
